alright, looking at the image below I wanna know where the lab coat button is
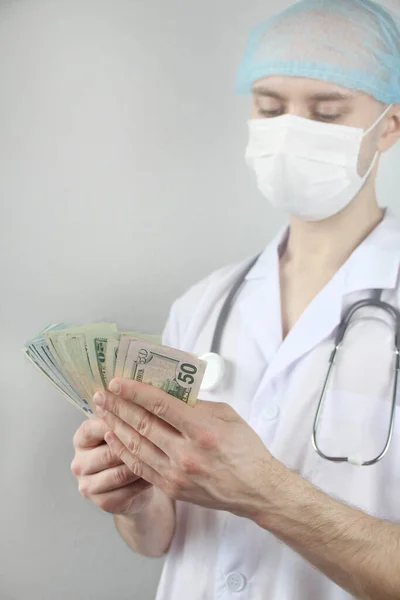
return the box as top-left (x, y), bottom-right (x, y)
top-left (264, 404), bottom-right (280, 420)
top-left (226, 572), bottom-right (246, 592)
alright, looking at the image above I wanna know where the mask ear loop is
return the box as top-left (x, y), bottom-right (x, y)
top-left (360, 104), bottom-right (393, 181)
top-left (363, 104), bottom-right (393, 137)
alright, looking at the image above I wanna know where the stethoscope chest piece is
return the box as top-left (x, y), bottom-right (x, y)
top-left (199, 352), bottom-right (226, 391)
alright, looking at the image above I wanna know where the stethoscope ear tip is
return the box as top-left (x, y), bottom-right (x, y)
top-left (199, 352), bottom-right (226, 392)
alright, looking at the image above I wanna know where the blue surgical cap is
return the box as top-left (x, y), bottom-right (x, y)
top-left (236, 0), bottom-right (400, 104)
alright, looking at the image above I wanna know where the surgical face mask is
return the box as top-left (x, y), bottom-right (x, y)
top-left (245, 105), bottom-right (392, 221)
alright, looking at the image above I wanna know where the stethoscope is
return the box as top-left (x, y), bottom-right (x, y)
top-left (200, 255), bottom-right (400, 466)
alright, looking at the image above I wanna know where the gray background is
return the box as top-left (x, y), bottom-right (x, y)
top-left (0, 1), bottom-right (399, 599)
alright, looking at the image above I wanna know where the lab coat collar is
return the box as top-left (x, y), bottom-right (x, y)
top-left (342, 209), bottom-right (400, 295)
top-left (244, 225), bottom-right (287, 282)
top-left (239, 208), bottom-right (400, 381)
top-left (238, 226), bottom-right (286, 363)
top-left (245, 209), bottom-right (400, 289)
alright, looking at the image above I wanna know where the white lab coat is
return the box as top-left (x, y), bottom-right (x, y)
top-left (155, 209), bottom-right (400, 600)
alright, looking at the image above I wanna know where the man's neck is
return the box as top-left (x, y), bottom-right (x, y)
top-left (282, 186), bottom-right (383, 273)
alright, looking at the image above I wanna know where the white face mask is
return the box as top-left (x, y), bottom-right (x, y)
top-left (245, 105), bottom-right (392, 222)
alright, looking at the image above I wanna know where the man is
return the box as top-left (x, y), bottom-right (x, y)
top-left (71, 1), bottom-right (400, 598)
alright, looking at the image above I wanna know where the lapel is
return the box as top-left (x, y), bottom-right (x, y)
top-left (238, 228), bottom-right (284, 365)
top-left (238, 209), bottom-right (400, 384)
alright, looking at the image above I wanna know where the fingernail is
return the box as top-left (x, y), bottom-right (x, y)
top-left (109, 380), bottom-right (121, 394)
top-left (104, 432), bottom-right (114, 444)
top-left (96, 406), bottom-right (106, 418)
top-left (93, 392), bottom-right (105, 407)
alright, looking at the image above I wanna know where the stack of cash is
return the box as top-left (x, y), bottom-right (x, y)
top-left (24, 323), bottom-right (206, 417)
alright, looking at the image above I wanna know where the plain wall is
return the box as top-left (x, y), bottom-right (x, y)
top-left (1, 1), bottom-right (399, 599)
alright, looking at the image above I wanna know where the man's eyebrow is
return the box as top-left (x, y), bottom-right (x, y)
top-left (252, 88), bottom-right (355, 102)
top-left (252, 88), bottom-right (286, 100)
top-left (310, 92), bottom-right (355, 102)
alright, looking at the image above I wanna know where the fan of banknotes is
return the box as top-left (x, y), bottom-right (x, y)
top-left (23, 323), bottom-right (206, 417)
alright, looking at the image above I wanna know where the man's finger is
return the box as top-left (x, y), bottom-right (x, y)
top-left (91, 479), bottom-right (152, 515)
top-left (104, 431), bottom-right (165, 490)
top-left (72, 442), bottom-right (124, 476)
top-left (79, 464), bottom-right (141, 496)
top-left (104, 378), bottom-right (208, 438)
top-left (73, 418), bottom-right (110, 449)
top-left (96, 391), bottom-right (182, 455)
top-left (102, 410), bottom-right (170, 476)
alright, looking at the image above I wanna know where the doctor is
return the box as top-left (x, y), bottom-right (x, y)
top-left (71, 1), bottom-right (400, 598)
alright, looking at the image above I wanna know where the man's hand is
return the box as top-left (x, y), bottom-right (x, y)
top-left (71, 418), bottom-right (155, 515)
top-left (91, 379), bottom-right (400, 599)
top-left (93, 378), bottom-right (284, 521)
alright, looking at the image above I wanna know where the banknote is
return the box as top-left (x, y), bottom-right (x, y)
top-left (24, 325), bottom-right (95, 416)
top-left (113, 334), bottom-right (133, 380)
top-left (46, 323), bottom-right (118, 410)
top-left (86, 331), bottom-right (120, 389)
top-left (122, 338), bottom-right (206, 407)
top-left (24, 323), bottom-right (205, 417)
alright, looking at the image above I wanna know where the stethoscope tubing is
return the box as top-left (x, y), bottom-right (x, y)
top-left (204, 255), bottom-right (400, 466)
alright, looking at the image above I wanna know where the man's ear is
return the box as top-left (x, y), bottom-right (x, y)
top-left (378, 104), bottom-right (400, 153)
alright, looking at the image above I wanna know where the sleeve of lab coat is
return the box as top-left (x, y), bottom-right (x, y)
top-left (160, 273), bottom-right (219, 351)
top-left (161, 301), bottom-right (180, 349)
top-left (161, 257), bottom-right (251, 352)
top-left (161, 281), bottom-right (209, 351)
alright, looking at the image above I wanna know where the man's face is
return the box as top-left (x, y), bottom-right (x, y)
top-left (250, 76), bottom-right (400, 176)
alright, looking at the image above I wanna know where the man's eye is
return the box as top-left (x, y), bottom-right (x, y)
top-left (259, 109), bottom-right (283, 118)
top-left (315, 113), bottom-right (341, 122)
